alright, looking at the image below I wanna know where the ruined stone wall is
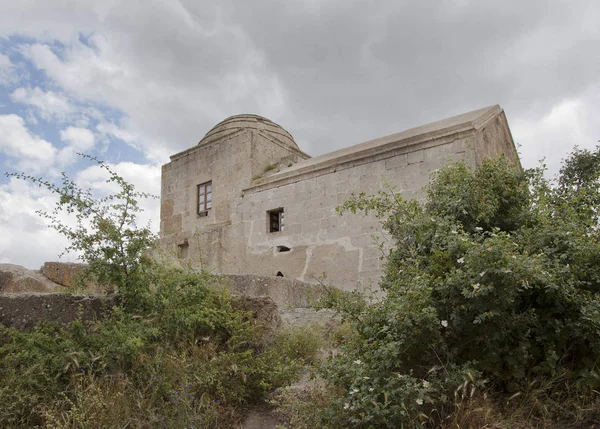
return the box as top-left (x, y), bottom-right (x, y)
top-left (0, 273), bottom-right (321, 331)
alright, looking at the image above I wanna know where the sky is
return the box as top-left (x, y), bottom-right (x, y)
top-left (0, 0), bottom-right (599, 269)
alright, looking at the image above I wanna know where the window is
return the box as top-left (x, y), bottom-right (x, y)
top-left (197, 181), bottom-right (212, 216)
top-left (268, 208), bottom-right (284, 232)
top-left (177, 240), bottom-right (189, 259)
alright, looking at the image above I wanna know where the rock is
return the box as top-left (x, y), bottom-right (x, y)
top-left (41, 261), bottom-right (100, 292)
top-left (0, 264), bottom-right (64, 293)
top-left (231, 295), bottom-right (282, 345)
top-left (0, 293), bottom-right (117, 331)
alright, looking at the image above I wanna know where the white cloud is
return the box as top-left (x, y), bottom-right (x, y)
top-left (11, 87), bottom-right (74, 122)
top-left (0, 53), bottom-right (15, 85)
top-left (20, 19), bottom-right (286, 163)
top-left (512, 91), bottom-right (600, 176)
top-left (0, 114), bottom-right (57, 173)
top-left (57, 126), bottom-right (96, 165)
top-left (75, 161), bottom-right (161, 229)
top-left (0, 177), bottom-right (74, 269)
top-left (96, 121), bottom-right (141, 149)
top-left (0, 159), bottom-right (160, 269)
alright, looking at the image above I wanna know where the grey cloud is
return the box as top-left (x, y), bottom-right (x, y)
top-left (2, 0), bottom-right (599, 165)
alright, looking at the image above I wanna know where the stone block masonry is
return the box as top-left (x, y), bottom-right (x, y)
top-left (0, 293), bottom-right (117, 331)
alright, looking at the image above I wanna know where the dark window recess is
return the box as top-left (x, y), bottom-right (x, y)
top-left (268, 208), bottom-right (284, 232)
top-left (197, 181), bottom-right (212, 216)
top-left (177, 240), bottom-right (189, 259)
top-left (276, 271), bottom-right (284, 277)
top-left (277, 246), bottom-right (291, 253)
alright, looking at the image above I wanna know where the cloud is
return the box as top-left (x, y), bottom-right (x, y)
top-left (0, 114), bottom-right (57, 172)
top-left (75, 160), bottom-right (161, 229)
top-left (512, 85), bottom-right (600, 177)
top-left (0, 159), bottom-right (160, 269)
top-left (57, 126), bottom-right (96, 165)
top-left (10, 87), bottom-right (74, 122)
top-left (17, 6), bottom-right (287, 162)
top-left (0, 177), bottom-right (73, 269)
top-left (0, 53), bottom-right (15, 85)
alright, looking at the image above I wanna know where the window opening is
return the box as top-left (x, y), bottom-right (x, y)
top-left (268, 208), bottom-right (284, 233)
top-left (197, 181), bottom-right (212, 216)
top-left (177, 240), bottom-right (189, 259)
top-left (277, 245), bottom-right (291, 253)
top-left (276, 271), bottom-right (284, 277)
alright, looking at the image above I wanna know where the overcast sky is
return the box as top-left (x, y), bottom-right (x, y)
top-left (0, 0), bottom-right (599, 268)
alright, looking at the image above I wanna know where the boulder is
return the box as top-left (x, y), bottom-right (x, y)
top-left (231, 295), bottom-right (282, 345)
top-left (41, 261), bottom-right (100, 292)
top-left (0, 264), bottom-right (64, 293)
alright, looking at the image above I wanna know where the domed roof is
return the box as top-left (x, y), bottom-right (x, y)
top-left (199, 114), bottom-right (298, 150)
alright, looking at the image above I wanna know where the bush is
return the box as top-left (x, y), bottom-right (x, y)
top-left (318, 150), bottom-right (600, 427)
top-left (0, 265), bottom-right (306, 427)
top-left (1, 158), bottom-right (308, 427)
top-left (7, 154), bottom-right (157, 310)
top-left (272, 324), bottom-right (324, 365)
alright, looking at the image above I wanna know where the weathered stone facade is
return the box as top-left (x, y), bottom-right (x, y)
top-left (160, 106), bottom-right (519, 290)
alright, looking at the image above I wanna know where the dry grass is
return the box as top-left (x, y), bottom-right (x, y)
top-left (435, 375), bottom-right (600, 429)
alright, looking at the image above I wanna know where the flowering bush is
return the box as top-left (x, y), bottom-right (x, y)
top-left (318, 149), bottom-right (600, 427)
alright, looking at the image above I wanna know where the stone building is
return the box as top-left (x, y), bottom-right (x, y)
top-left (160, 105), bottom-right (519, 291)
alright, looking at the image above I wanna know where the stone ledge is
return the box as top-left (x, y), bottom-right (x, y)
top-left (217, 274), bottom-right (323, 309)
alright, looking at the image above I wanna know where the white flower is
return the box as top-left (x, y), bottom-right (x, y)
top-left (479, 271), bottom-right (486, 277)
top-left (457, 257), bottom-right (465, 264)
top-left (350, 388), bottom-right (359, 395)
top-left (363, 376), bottom-right (370, 380)
top-left (369, 387), bottom-right (374, 392)
top-left (472, 283), bottom-right (480, 291)
top-left (344, 403), bottom-right (350, 410)
top-left (450, 230), bottom-right (458, 234)
top-left (416, 398), bottom-right (423, 405)
top-left (475, 226), bottom-right (483, 231)
top-left (353, 359), bottom-right (362, 365)
top-left (422, 381), bottom-right (430, 388)
top-left (441, 320), bottom-right (448, 328)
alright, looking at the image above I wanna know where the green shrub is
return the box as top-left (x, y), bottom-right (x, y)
top-left (273, 324), bottom-right (324, 365)
top-left (7, 154), bottom-right (157, 311)
top-left (264, 163), bottom-right (277, 173)
top-left (318, 150), bottom-right (600, 427)
top-left (0, 265), bottom-right (303, 427)
top-left (1, 159), bottom-right (306, 427)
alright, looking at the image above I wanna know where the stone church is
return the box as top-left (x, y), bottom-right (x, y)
top-left (159, 105), bottom-right (519, 291)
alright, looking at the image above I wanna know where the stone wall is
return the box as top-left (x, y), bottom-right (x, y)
top-left (217, 274), bottom-right (322, 309)
top-left (0, 293), bottom-right (117, 331)
top-left (0, 267), bottom-right (323, 331)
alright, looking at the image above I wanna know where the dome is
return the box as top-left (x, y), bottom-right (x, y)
top-left (199, 114), bottom-right (298, 150)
